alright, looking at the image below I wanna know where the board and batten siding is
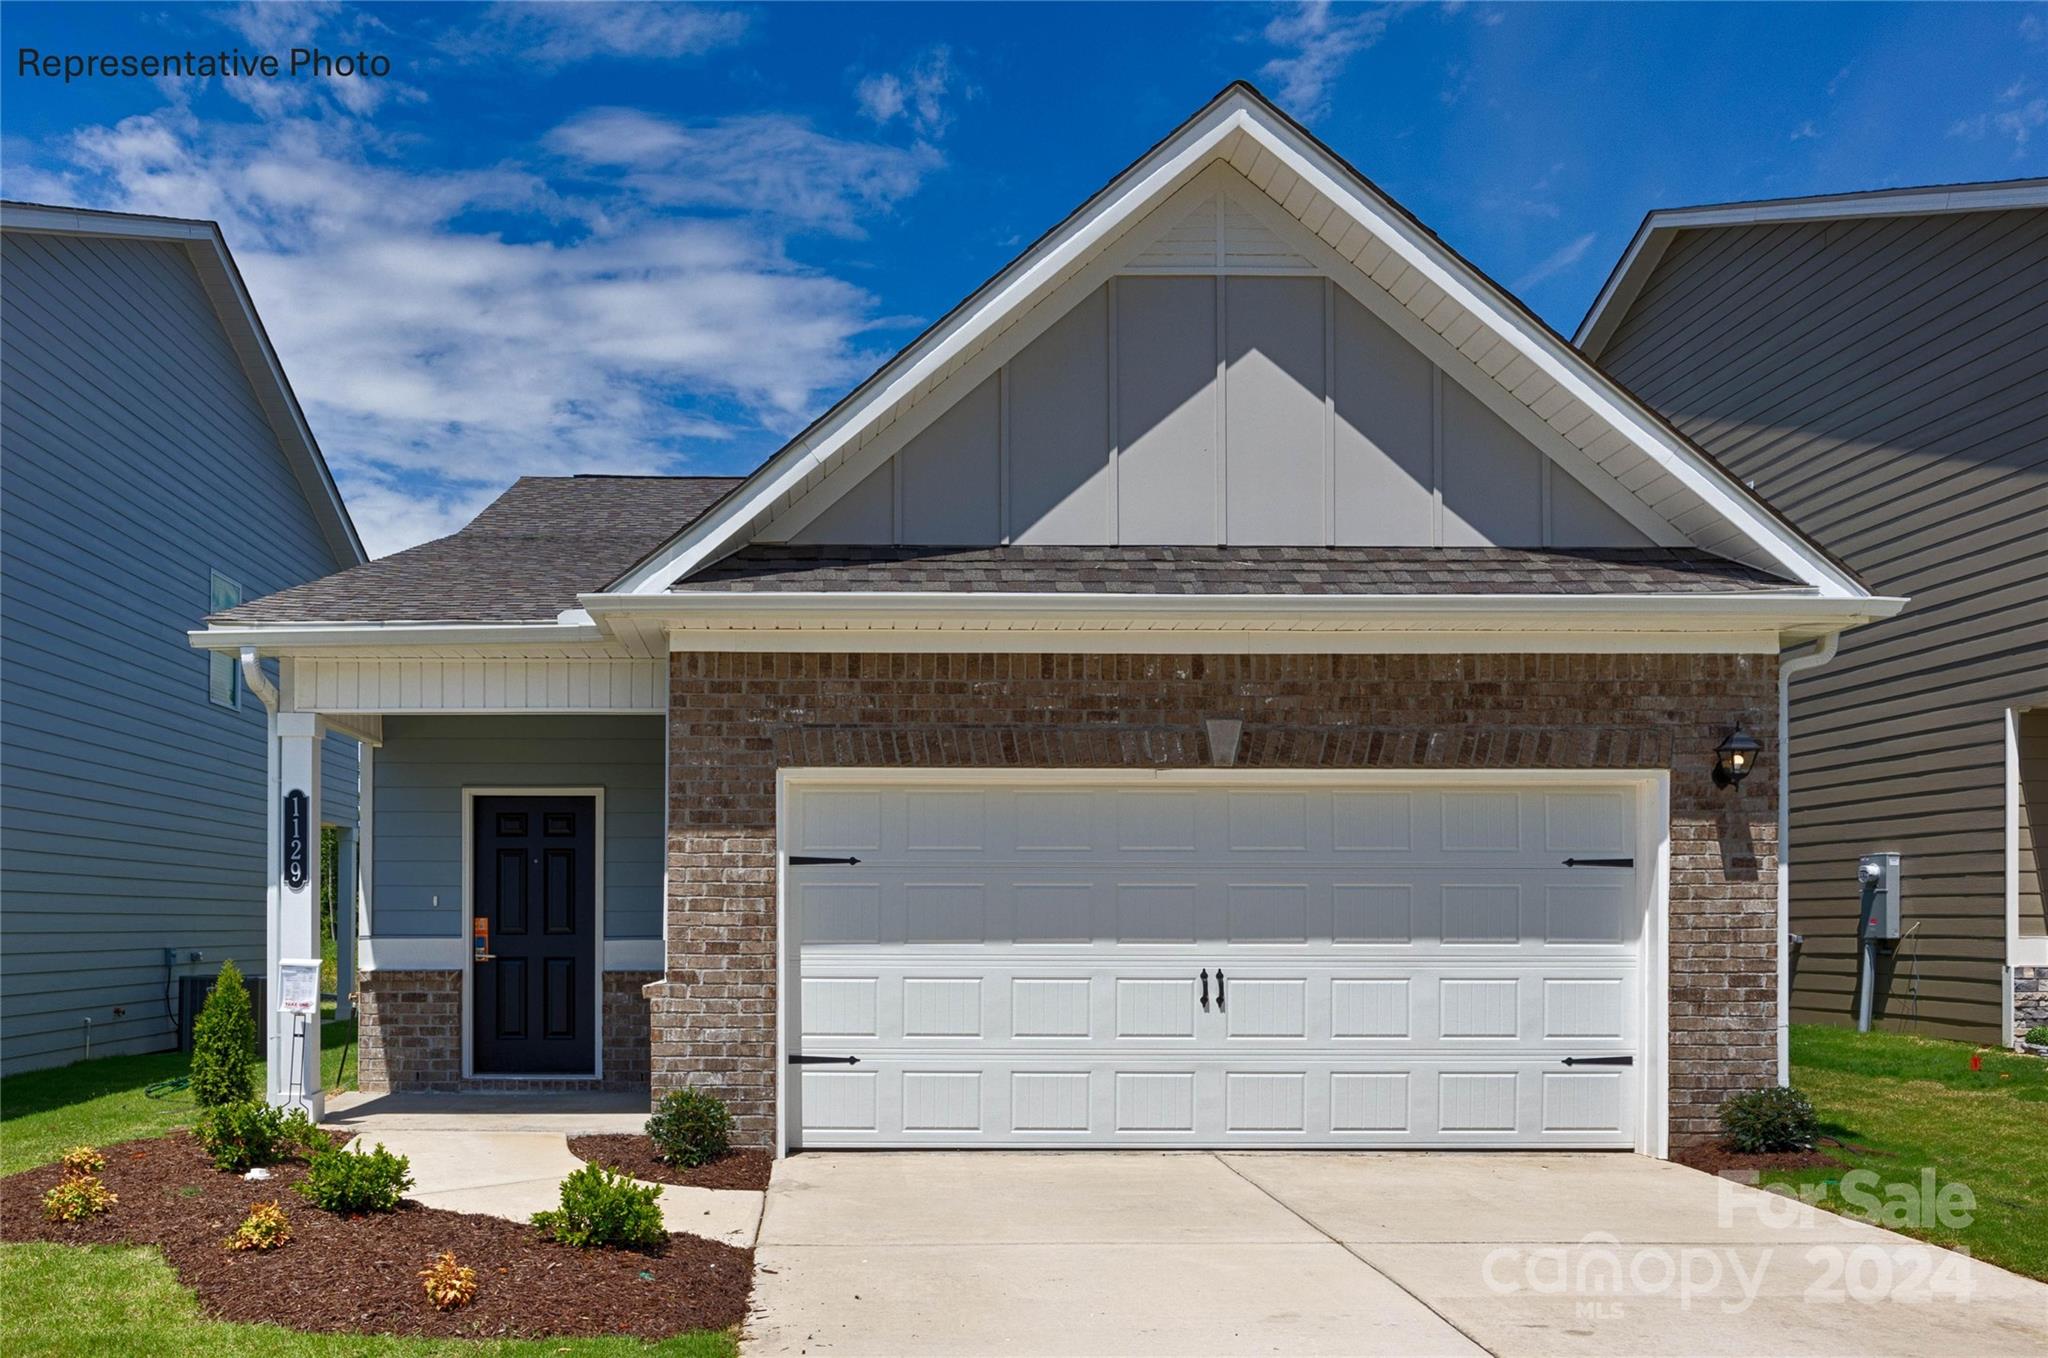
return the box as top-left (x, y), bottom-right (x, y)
top-left (775, 274), bottom-right (1649, 550)
top-left (369, 716), bottom-right (663, 946)
top-left (1596, 206), bottom-right (2048, 1041)
top-left (0, 229), bottom-right (358, 1072)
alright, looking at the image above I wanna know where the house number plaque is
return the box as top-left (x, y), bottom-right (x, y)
top-left (282, 788), bottom-right (310, 889)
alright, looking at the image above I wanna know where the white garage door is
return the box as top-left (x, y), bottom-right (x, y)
top-left (785, 780), bottom-right (1647, 1149)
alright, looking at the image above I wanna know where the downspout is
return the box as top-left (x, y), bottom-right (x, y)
top-left (242, 648), bottom-right (281, 1093)
top-left (1777, 632), bottom-right (1840, 1084)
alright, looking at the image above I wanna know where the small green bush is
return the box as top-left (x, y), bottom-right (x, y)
top-left (1720, 1084), bottom-right (1820, 1153)
top-left (2024, 1025), bottom-right (2048, 1047)
top-left (531, 1163), bottom-right (665, 1250)
top-left (297, 1143), bottom-right (413, 1214)
top-left (196, 1102), bottom-right (316, 1173)
top-left (42, 1175), bottom-right (116, 1223)
top-left (645, 1086), bottom-right (732, 1169)
top-left (190, 960), bottom-right (258, 1109)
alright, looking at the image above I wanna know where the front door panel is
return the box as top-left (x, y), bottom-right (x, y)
top-left (473, 796), bottom-right (596, 1075)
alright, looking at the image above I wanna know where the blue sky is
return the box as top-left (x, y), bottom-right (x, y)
top-left (5, 1), bottom-right (2043, 554)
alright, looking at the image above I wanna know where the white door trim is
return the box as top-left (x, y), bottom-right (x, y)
top-left (460, 786), bottom-right (607, 1081)
top-left (774, 767), bottom-right (1672, 1157)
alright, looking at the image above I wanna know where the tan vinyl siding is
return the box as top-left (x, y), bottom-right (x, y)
top-left (1598, 207), bottom-right (2048, 1042)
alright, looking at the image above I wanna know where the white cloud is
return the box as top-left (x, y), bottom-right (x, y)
top-left (449, 2), bottom-right (750, 68)
top-left (1948, 79), bottom-right (2048, 155)
top-left (1259, 1), bottom-right (1397, 118)
top-left (23, 92), bottom-right (915, 555)
top-left (1511, 231), bottom-right (1596, 293)
top-left (1790, 120), bottom-right (1819, 141)
top-left (855, 46), bottom-right (967, 138)
top-left (546, 107), bottom-right (940, 235)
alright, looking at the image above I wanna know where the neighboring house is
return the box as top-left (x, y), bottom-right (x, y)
top-left (197, 84), bottom-right (1898, 1153)
top-left (0, 202), bottom-right (365, 1074)
top-left (1578, 180), bottom-right (2048, 1046)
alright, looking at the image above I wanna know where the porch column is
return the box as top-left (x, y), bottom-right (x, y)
top-left (272, 712), bottom-right (324, 1117)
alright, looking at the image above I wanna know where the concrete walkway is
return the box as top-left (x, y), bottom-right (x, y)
top-left (322, 1094), bottom-right (764, 1249)
top-left (745, 1152), bottom-right (2048, 1357)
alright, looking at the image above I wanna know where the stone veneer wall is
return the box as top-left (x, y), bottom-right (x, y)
top-left (655, 652), bottom-right (1781, 1150)
top-left (356, 968), bottom-right (654, 1095)
top-left (2015, 966), bottom-right (2048, 1044)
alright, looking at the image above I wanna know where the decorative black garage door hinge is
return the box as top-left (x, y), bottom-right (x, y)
top-left (1561, 857), bottom-right (1634, 868)
top-left (1561, 1055), bottom-right (1634, 1066)
top-left (789, 855), bottom-right (862, 866)
top-left (788, 1053), bottom-right (861, 1065)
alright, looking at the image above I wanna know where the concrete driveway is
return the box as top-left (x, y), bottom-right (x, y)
top-left (745, 1152), bottom-right (2048, 1357)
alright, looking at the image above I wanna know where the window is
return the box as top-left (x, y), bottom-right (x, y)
top-left (208, 571), bottom-right (242, 709)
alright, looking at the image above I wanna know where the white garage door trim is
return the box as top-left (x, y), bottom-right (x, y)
top-left (774, 768), bottom-right (1671, 1158)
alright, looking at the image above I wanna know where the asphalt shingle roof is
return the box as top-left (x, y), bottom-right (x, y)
top-left (215, 476), bottom-right (741, 624)
top-left (673, 545), bottom-right (1803, 595)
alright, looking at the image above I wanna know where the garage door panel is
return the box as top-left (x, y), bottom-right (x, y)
top-left (790, 782), bottom-right (1645, 1149)
top-left (792, 1057), bottom-right (1638, 1146)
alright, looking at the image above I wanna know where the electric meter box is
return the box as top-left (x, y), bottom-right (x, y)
top-left (1857, 852), bottom-right (1901, 941)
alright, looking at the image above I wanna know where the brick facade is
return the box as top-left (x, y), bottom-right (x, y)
top-left (657, 652), bottom-right (1781, 1149)
top-left (355, 968), bottom-right (655, 1095)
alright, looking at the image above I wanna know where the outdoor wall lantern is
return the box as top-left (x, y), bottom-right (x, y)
top-left (1712, 725), bottom-right (1762, 788)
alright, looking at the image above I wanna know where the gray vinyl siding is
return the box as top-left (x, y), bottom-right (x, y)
top-left (2021, 709), bottom-right (2046, 940)
top-left (0, 229), bottom-right (358, 1073)
top-left (783, 276), bottom-right (1647, 550)
top-left (1597, 206), bottom-right (2048, 1042)
top-left (369, 716), bottom-right (663, 944)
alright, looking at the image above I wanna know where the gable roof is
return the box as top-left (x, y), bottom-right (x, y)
top-left (603, 81), bottom-right (1871, 602)
top-left (214, 476), bottom-right (740, 624)
top-left (0, 200), bottom-right (365, 566)
top-left (1575, 177), bottom-right (2048, 361)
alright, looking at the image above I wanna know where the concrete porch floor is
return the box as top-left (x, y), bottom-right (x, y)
top-left (321, 1092), bottom-right (763, 1248)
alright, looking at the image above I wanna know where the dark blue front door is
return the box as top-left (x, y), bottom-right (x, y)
top-left (472, 796), bottom-right (597, 1075)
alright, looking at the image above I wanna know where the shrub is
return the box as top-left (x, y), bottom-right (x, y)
top-left (298, 1143), bottom-right (413, 1214)
top-left (531, 1164), bottom-right (665, 1250)
top-left (197, 1102), bottom-right (316, 1173)
top-left (42, 1175), bottom-right (116, 1223)
top-left (59, 1146), bottom-right (105, 1177)
top-left (2025, 1026), bottom-right (2048, 1047)
top-left (419, 1251), bottom-right (479, 1309)
top-left (645, 1087), bottom-right (732, 1169)
top-left (190, 960), bottom-right (258, 1109)
top-left (1720, 1085), bottom-right (1820, 1153)
top-left (225, 1201), bottom-right (292, 1252)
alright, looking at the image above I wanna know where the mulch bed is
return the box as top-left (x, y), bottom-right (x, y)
top-left (0, 1132), bottom-right (750, 1341)
top-left (567, 1135), bottom-right (772, 1192)
top-left (1672, 1135), bottom-right (1878, 1176)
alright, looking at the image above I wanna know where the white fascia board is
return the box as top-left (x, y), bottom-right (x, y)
top-left (1240, 113), bottom-right (1869, 600)
top-left (1575, 179), bottom-right (2048, 358)
top-left (189, 620), bottom-right (611, 653)
top-left (608, 105), bottom-right (1248, 595)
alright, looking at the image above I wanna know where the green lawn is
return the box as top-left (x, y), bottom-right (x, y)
top-left (0, 1244), bottom-right (735, 1358)
top-left (1766, 1025), bottom-right (2048, 1280)
top-left (0, 1019), bottom-right (359, 1176)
